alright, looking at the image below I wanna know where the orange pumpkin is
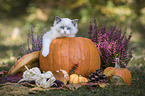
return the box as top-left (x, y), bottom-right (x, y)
top-left (104, 58), bottom-right (132, 85)
top-left (69, 74), bottom-right (88, 84)
top-left (39, 37), bottom-right (101, 76)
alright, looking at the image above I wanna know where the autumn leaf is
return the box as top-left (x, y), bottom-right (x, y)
top-left (19, 80), bottom-right (36, 88)
top-left (29, 87), bottom-right (50, 92)
top-left (63, 84), bottom-right (82, 90)
top-left (98, 83), bottom-right (107, 88)
top-left (29, 86), bottom-right (63, 93)
top-left (53, 69), bottom-right (69, 85)
top-left (86, 82), bottom-right (108, 88)
top-left (0, 71), bottom-right (8, 77)
top-left (103, 68), bottom-right (115, 77)
top-left (0, 72), bottom-right (23, 84)
top-left (85, 82), bottom-right (108, 92)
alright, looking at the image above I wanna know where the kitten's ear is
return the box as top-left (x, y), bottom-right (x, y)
top-left (72, 19), bottom-right (78, 26)
top-left (55, 16), bottom-right (61, 23)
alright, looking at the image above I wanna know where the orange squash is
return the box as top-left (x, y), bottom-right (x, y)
top-left (69, 74), bottom-right (88, 84)
top-left (104, 58), bottom-right (132, 85)
top-left (39, 37), bottom-right (101, 76)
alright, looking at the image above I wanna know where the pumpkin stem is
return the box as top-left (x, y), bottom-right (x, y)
top-left (115, 58), bottom-right (121, 69)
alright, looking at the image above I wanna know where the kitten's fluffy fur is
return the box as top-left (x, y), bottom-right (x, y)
top-left (42, 16), bottom-right (78, 57)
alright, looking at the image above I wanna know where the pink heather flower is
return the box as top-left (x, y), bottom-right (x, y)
top-left (88, 19), bottom-right (133, 68)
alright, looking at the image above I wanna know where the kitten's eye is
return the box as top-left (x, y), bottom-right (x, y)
top-left (67, 27), bottom-right (71, 30)
top-left (60, 26), bottom-right (64, 29)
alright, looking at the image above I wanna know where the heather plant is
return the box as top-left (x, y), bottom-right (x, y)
top-left (21, 25), bottom-right (44, 55)
top-left (88, 18), bottom-right (133, 68)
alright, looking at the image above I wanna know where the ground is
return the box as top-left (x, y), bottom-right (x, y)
top-left (0, 56), bottom-right (144, 96)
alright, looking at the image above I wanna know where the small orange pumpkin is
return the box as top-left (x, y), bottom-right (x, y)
top-left (39, 37), bottom-right (101, 77)
top-left (104, 58), bottom-right (132, 85)
top-left (69, 74), bottom-right (88, 84)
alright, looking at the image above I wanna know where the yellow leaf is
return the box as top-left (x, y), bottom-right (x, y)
top-left (29, 87), bottom-right (49, 92)
top-left (63, 84), bottom-right (82, 90)
top-left (104, 68), bottom-right (115, 77)
top-left (98, 83), bottom-right (106, 88)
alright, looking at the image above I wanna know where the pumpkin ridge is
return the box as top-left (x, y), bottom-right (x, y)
top-left (78, 37), bottom-right (85, 75)
top-left (88, 38), bottom-right (96, 75)
top-left (90, 38), bottom-right (100, 71)
top-left (84, 38), bottom-right (91, 76)
top-left (48, 39), bottom-right (55, 71)
top-left (77, 37), bottom-right (82, 74)
top-left (52, 40), bottom-right (56, 71)
top-left (69, 37), bottom-right (75, 73)
top-left (63, 38), bottom-right (70, 71)
top-left (68, 38), bottom-right (70, 72)
top-left (60, 39), bottom-right (62, 70)
top-left (69, 38), bottom-right (73, 73)
top-left (81, 37), bottom-right (89, 75)
top-left (49, 43), bottom-right (53, 71)
top-left (73, 38), bottom-right (81, 66)
top-left (66, 38), bottom-right (70, 71)
top-left (59, 38), bottom-right (63, 71)
top-left (60, 38), bottom-right (67, 71)
top-left (54, 39), bottom-right (61, 71)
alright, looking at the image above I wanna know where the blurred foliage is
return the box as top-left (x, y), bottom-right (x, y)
top-left (0, 0), bottom-right (145, 64)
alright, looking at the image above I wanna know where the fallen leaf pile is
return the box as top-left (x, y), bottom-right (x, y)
top-left (0, 72), bottom-right (22, 84)
top-left (63, 84), bottom-right (82, 90)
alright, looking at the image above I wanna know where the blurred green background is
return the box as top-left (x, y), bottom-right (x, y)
top-left (0, 0), bottom-right (145, 68)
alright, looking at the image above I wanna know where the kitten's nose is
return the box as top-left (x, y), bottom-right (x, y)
top-left (64, 31), bottom-right (66, 34)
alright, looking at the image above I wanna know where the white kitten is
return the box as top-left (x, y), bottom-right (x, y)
top-left (42, 16), bottom-right (78, 57)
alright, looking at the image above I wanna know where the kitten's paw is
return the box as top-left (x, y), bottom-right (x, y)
top-left (42, 49), bottom-right (49, 57)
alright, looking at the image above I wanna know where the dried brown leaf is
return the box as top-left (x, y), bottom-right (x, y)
top-left (63, 84), bottom-right (82, 90)
top-left (86, 82), bottom-right (108, 88)
top-left (0, 72), bottom-right (23, 84)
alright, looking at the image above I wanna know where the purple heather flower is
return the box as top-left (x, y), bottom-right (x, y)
top-left (21, 25), bottom-right (43, 54)
top-left (88, 22), bottom-right (93, 39)
top-left (88, 19), bottom-right (133, 68)
top-left (20, 47), bottom-right (26, 55)
top-left (44, 27), bottom-right (46, 33)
